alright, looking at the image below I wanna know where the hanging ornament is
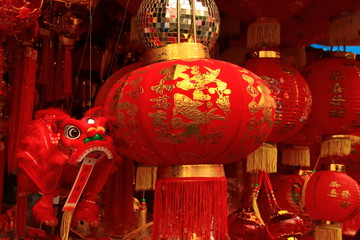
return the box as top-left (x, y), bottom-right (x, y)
top-left (301, 52), bottom-right (360, 160)
top-left (0, 0), bottom-right (43, 35)
top-left (302, 164), bottom-right (360, 240)
top-left (105, 0), bottom-right (276, 239)
top-left (245, 51), bottom-right (312, 173)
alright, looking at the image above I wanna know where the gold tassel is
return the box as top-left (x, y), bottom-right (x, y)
top-left (252, 191), bottom-right (264, 226)
top-left (60, 211), bottom-right (73, 240)
top-left (282, 146), bottom-right (310, 167)
top-left (314, 221), bottom-right (342, 240)
top-left (247, 143), bottom-right (277, 173)
top-left (329, 11), bottom-right (360, 46)
top-left (135, 165), bottom-right (157, 191)
top-left (138, 198), bottom-right (147, 228)
top-left (320, 135), bottom-right (351, 158)
top-left (247, 17), bottom-right (280, 50)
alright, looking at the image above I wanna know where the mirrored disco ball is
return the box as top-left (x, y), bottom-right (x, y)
top-left (137, 0), bottom-right (220, 48)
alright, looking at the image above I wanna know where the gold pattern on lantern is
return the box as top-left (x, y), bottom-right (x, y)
top-left (341, 190), bottom-right (351, 198)
top-left (328, 189), bottom-right (339, 197)
top-left (329, 70), bottom-right (346, 118)
top-left (149, 64), bottom-right (230, 144)
top-left (329, 181), bottom-right (341, 188)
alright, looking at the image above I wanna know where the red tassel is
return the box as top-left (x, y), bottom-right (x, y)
top-left (104, 158), bottom-right (135, 236)
top-left (8, 46), bottom-right (37, 172)
top-left (16, 169), bottom-right (28, 239)
top-left (153, 177), bottom-right (228, 240)
top-left (63, 45), bottom-right (73, 97)
top-left (54, 44), bottom-right (64, 101)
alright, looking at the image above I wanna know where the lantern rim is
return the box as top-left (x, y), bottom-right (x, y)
top-left (321, 163), bottom-right (346, 172)
top-left (251, 50), bottom-right (280, 59)
top-left (142, 43), bottom-right (210, 64)
top-left (158, 164), bottom-right (225, 179)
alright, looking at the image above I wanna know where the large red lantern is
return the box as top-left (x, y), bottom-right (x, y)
top-left (245, 52), bottom-right (312, 173)
top-left (302, 164), bottom-right (360, 240)
top-left (301, 52), bottom-right (360, 159)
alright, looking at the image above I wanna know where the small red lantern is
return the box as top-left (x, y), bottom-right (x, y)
top-left (301, 52), bottom-right (360, 158)
top-left (266, 210), bottom-right (304, 240)
top-left (303, 164), bottom-right (360, 240)
top-left (245, 52), bottom-right (312, 173)
top-left (228, 210), bottom-right (267, 240)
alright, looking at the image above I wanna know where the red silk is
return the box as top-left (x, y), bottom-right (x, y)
top-left (107, 59), bottom-right (275, 166)
top-left (153, 177), bottom-right (228, 240)
top-left (245, 57), bottom-right (312, 144)
top-left (302, 55), bottom-right (360, 136)
top-left (303, 170), bottom-right (360, 223)
top-left (63, 46), bottom-right (73, 97)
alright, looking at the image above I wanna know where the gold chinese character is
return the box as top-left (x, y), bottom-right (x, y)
top-left (329, 181), bottom-right (341, 188)
top-left (329, 71), bottom-right (346, 81)
top-left (330, 82), bottom-right (345, 94)
top-left (329, 107), bottom-right (345, 118)
top-left (328, 189), bottom-right (339, 197)
top-left (340, 201), bottom-right (351, 208)
top-left (329, 95), bottom-right (346, 106)
top-left (341, 190), bottom-right (351, 198)
top-left (150, 95), bottom-right (171, 109)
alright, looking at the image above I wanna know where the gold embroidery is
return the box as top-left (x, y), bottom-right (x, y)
top-left (328, 189), bottom-right (339, 197)
top-left (329, 70), bottom-right (346, 118)
top-left (341, 190), bottom-right (351, 199)
top-left (329, 181), bottom-right (341, 188)
top-left (150, 95), bottom-right (171, 109)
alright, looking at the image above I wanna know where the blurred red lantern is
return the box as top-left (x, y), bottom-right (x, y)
top-left (245, 52), bottom-right (312, 172)
top-left (303, 164), bottom-right (360, 240)
top-left (228, 210), bottom-right (267, 240)
top-left (266, 210), bottom-right (304, 240)
top-left (0, 0), bottom-right (43, 35)
top-left (301, 52), bottom-right (360, 158)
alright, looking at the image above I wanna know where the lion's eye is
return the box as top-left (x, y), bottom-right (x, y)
top-left (64, 125), bottom-right (81, 139)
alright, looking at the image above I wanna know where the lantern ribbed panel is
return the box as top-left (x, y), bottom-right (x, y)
top-left (303, 170), bottom-right (360, 223)
top-left (245, 57), bottom-right (312, 144)
top-left (302, 55), bottom-right (360, 136)
top-left (109, 59), bottom-right (275, 166)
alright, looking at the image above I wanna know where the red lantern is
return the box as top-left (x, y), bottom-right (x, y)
top-left (266, 210), bottom-right (304, 240)
top-left (228, 210), bottom-right (267, 240)
top-left (110, 56), bottom-right (275, 166)
top-left (301, 52), bottom-right (360, 158)
top-left (245, 52), bottom-right (312, 172)
top-left (303, 164), bottom-right (360, 240)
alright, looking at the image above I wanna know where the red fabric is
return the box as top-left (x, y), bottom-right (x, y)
top-left (153, 177), bottom-right (228, 240)
top-left (54, 45), bottom-right (64, 101)
top-left (38, 36), bottom-right (55, 102)
top-left (304, 170), bottom-right (360, 222)
top-left (103, 158), bottom-right (134, 235)
top-left (7, 46), bottom-right (37, 172)
top-left (302, 55), bottom-right (360, 136)
top-left (106, 59), bottom-right (276, 166)
top-left (63, 46), bottom-right (72, 97)
top-left (245, 57), bottom-right (312, 143)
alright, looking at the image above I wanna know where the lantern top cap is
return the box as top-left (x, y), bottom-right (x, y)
top-left (143, 42), bottom-right (210, 64)
top-left (158, 164), bottom-right (225, 179)
top-left (321, 163), bottom-right (345, 172)
top-left (136, 0), bottom-right (220, 49)
top-left (327, 51), bottom-right (356, 60)
top-left (251, 50), bottom-right (280, 59)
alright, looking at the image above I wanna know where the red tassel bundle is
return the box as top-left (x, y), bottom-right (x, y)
top-left (153, 165), bottom-right (228, 240)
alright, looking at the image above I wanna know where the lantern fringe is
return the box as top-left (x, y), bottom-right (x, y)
top-left (135, 165), bottom-right (157, 191)
top-left (247, 143), bottom-right (277, 173)
top-left (282, 146), bottom-right (310, 167)
top-left (329, 11), bottom-right (360, 46)
top-left (247, 17), bottom-right (280, 50)
top-left (60, 210), bottom-right (73, 240)
top-left (153, 177), bottom-right (228, 240)
top-left (252, 191), bottom-right (264, 226)
top-left (314, 222), bottom-right (342, 240)
top-left (320, 137), bottom-right (351, 158)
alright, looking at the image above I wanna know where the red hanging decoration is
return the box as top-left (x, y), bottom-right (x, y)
top-left (301, 52), bottom-right (360, 159)
top-left (245, 52), bottom-right (312, 173)
top-left (302, 164), bottom-right (360, 240)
